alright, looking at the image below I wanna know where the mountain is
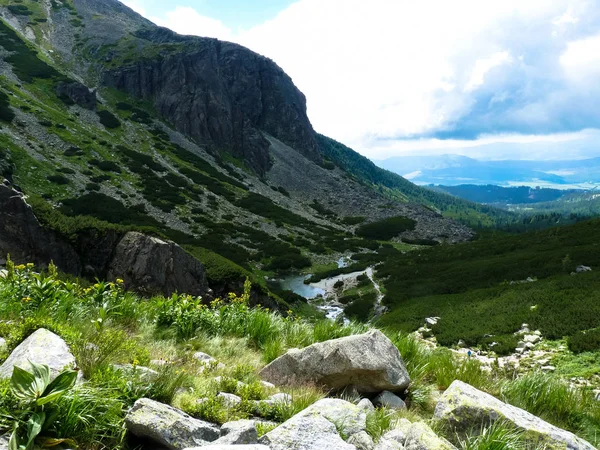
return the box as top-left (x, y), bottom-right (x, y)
top-left (0, 0), bottom-right (477, 299)
top-left (377, 154), bottom-right (600, 188)
top-left (432, 185), bottom-right (583, 206)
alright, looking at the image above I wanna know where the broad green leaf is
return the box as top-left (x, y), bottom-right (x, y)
top-left (10, 366), bottom-right (37, 402)
top-left (25, 411), bottom-right (45, 450)
top-left (37, 370), bottom-right (77, 406)
top-left (27, 361), bottom-right (50, 396)
top-left (8, 427), bottom-right (19, 450)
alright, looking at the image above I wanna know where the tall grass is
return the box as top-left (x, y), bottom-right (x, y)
top-left (500, 372), bottom-right (600, 446)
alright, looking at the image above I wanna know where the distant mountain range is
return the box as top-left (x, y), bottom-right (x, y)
top-left (375, 155), bottom-right (600, 189)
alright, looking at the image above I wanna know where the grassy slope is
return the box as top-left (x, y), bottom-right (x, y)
top-left (376, 218), bottom-right (600, 352)
top-left (318, 134), bottom-right (513, 228)
top-left (0, 265), bottom-right (598, 448)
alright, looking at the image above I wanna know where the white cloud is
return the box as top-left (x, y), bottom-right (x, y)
top-left (465, 51), bottom-right (512, 92)
top-left (121, 0), bottom-right (600, 160)
top-left (560, 32), bottom-right (600, 80)
top-left (150, 6), bottom-right (234, 41)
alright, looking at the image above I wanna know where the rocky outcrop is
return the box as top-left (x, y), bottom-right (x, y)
top-left (0, 329), bottom-right (77, 380)
top-left (433, 380), bottom-right (595, 450)
top-left (0, 182), bottom-right (81, 274)
top-left (102, 28), bottom-right (319, 175)
top-left (55, 80), bottom-right (97, 110)
top-left (259, 330), bottom-right (410, 394)
top-left (107, 231), bottom-right (209, 297)
top-left (0, 183), bottom-right (209, 297)
top-left (125, 398), bottom-right (220, 449)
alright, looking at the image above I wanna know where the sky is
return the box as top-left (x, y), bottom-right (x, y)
top-left (119, 0), bottom-right (600, 161)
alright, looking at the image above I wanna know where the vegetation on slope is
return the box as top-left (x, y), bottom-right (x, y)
top-left (377, 218), bottom-right (600, 352)
top-left (0, 264), bottom-right (598, 448)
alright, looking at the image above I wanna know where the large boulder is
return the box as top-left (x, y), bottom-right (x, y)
top-left (107, 232), bottom-right (209, 297)
top-left (125, 398), bottom-right (220, 449)
top-left (259, 330), bottom-right (410, 394)
top-left (434, 380), bottom-right (595, 450)
top-left (0, 329), bottom-right (77, 380)
top-left (262, 413), bottom-right (356, 450)
top-left (0, 182), bottom-right (81, 274)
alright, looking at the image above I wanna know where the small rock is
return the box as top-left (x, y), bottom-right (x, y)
top-left (0, 338), bottom-right (6, 353)
top-left (541, 365), bottom-right (556, 372)
top-left (374, 391), bottom-right (406, 410)
top-left (266, 393), bottom-right (292, 404)
top-left (218, 392), bottom-right (242, 408)
top-left (523, 334), bottom-right (540, 344)
top-left (425, 317), bottom-right (440, 326)
top-left (125, 398), bottom-right (219, 449)
top-left (112, 364), bottom-right (158, 380)
top-left (193, 351), bottom-right (216, 365)
top-left (213, 420), bottom-right (258, 445)
top-left (260, 380), bottom-right (275, 389)
top-left (357, 398), bottom-right (375, 411)
top-left (347, 430), bottom-right (375, 450)
top-left (576, 265), bottom-right (592, 273)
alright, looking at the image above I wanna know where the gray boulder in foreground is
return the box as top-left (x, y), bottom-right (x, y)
top-left (125, 398), bottom-right (220, 449)
top-left (262, 413), bottom-right (356, 450)
top-left (434, 380), bottom-right (595, 450)
top-left (189, 446), bottom-right (270, 449)
top-left (259, 330), bottom-right (410, 394)
top-left (108, 231), bottom-right (208, 297)
top-left (0, 329), bottom-right (76, 380)
top-left (296, 398), bottom-right (367, 437)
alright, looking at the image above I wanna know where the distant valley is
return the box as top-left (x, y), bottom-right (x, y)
top-left (376, 154), bottom-right (600, 189)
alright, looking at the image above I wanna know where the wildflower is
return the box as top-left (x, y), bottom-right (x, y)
top-left (26, 263), bottom-right (34, 268)
top-left (116, 278), bottom-right (124, 284)
top-left (15, 264), bottom-right (26, 271)
top-left (21, 297), bottom-right (31, 303)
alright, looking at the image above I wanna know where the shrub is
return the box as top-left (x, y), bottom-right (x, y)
top-left (47, 174), bottom-right (69, 185)
top-left (0, 21), bottom-right (62, 82)
top-left (356, 216), bottom-right (417, 240)
top-left (568, 328), bottom-right (600, 354)
top-left (0, 91), bottom-right (15, 122)
top-left (97, 110), bottom-right (121, 128)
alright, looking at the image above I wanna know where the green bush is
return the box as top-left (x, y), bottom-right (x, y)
top-left (0, 91), bottom-right (15, 122)
top-left (47, 174), bottom-right (69, 185)
top-left (0, 21), bottom-right (62, 82)
top-left (356, 216), bottom-right (416, 240)
top-left (97, 110), bottom-right (121, 128)
top-left (568, 329), bottom-right (600, 354)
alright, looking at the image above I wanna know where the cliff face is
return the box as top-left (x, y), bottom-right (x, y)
top-left (101, 29), bottom-right (319, 175)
